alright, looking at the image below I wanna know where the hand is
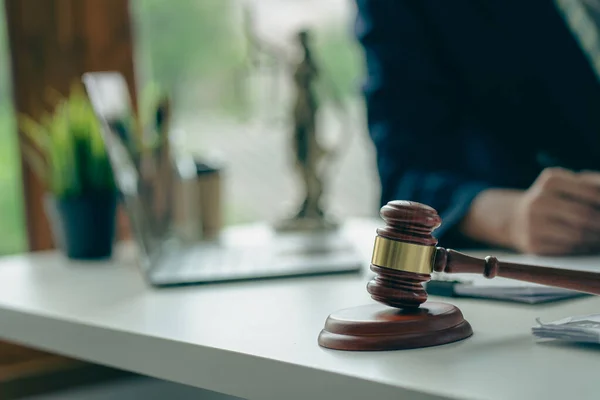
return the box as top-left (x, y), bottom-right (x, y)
top-left (508, 168), bottom-right (600, 255)
top-left (460, 168), bottom-right (600, 256)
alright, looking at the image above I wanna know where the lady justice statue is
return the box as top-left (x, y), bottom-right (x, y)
top-left (284, 31), bottom-right (327, 226)
top-left (275, 29), bottom-right (347, 232)
top-left (238, 4), bottom-right (350, 232)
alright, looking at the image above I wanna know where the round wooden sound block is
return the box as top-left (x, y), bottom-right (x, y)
top-left (318, 302), bottom-right (473, 351)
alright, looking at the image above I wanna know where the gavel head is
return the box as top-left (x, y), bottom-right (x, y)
top-left (367, 200), bottom-right (442, 309)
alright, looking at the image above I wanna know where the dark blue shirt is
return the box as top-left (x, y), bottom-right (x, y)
top-left (354, 0), bottom-right (600, 247)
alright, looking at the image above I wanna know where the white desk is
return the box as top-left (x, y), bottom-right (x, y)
top-left (0, 219), bottom-right (599, 400)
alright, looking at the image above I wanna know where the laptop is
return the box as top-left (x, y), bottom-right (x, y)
top-left (82, 72), bottom-right (363, 287)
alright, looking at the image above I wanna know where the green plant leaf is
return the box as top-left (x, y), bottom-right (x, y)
top-left (19, 81), bottom-right (118, 198)
top-left (20, 141), bottom-right (49, 188)
top-left (19, 114), bottom-right (51, 153)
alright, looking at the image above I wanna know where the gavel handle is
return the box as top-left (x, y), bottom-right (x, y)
top-left (434, 247), bottom-right (600, 295)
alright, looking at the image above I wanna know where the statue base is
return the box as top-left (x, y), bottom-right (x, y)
top-left (318, 302), bottom-right (473, 351)
top-left (274, 215), bottom-right (338, 233)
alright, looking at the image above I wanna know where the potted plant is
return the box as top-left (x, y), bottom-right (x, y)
top-left (20, 83), bottom-right (118, 259)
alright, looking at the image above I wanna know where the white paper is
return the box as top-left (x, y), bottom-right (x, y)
top-left (532, 314), bottom-right (600, 343)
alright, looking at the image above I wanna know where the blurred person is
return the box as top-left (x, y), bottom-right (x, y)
top-left (354, 0), bottom-right (600, 255)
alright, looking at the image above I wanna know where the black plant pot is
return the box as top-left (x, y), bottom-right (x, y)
top-left (44, 191), bottom-right (118, 260)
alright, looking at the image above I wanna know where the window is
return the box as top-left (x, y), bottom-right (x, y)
top-left (0, 7), bottom-right (26, 255)
top-left (131, 0), bottom-right (379, 226)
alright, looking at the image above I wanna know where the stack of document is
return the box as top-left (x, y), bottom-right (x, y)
top-left (532, 314), bottom-right (600, 343)
top-left (425, 272), bottom-right (587, 304)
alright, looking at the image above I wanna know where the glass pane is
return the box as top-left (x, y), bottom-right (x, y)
top-left (0, 7), bottom-right (26, 254)
top-left (131, 0), bottom-right (379, 226)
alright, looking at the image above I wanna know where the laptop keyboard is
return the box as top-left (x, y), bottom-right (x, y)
top-left (150, 237), bottom-right (362, 284)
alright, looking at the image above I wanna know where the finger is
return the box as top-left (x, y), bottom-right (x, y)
top-left (556, 177), bottom-right (600, 206)
top-left (516, 215), bottom-right (580, 255)
top-left (577, 170), bottom-right (600, 185)
top-left (542, 224), bottom-right (587, 248)
top-left (537, 168), bottom-right (600, 206)
top-left (535, 214), bottom-right (600, 255)
top-left (531, 224), bottom-right (598, 254)
top-left (541, 195), bottom-right (600, 234)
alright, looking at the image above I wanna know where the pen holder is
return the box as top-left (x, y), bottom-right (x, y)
top-left (195, 160), bottom-right (223, 241)
top-left (173, 155), bottom-right (223, 242)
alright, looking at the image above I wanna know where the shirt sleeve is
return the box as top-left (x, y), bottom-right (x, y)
top-left (355, 0), bottom-right (493, 248)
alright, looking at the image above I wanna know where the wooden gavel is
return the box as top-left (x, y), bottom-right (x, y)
top-left (369, 200), bottom-right (600, 309)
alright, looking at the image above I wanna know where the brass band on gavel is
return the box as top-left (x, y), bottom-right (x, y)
top-left (370, 236), bottom-right (436, 275)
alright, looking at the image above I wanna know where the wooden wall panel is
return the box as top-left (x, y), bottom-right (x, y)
top-left (1, 0), bottom-right (137, 391)
top-left (4, 0), bottom-right (137, 250)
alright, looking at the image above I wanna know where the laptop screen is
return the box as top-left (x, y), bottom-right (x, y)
top-left (82, 72), bottom-right (165, 271)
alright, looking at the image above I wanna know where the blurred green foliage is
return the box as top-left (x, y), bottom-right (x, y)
top-left (0, 106), bottom-right (26, 255)
top-left (19, 84), bottom-right (115, 199)
top-left (133, 0), bottom-right (243, 95)
top-left (314, 29), bottom-right (362, 105)
top-left (0, 7), bottom-right (26, 255)
top-left (131, 0), bottom-right (362, 113)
